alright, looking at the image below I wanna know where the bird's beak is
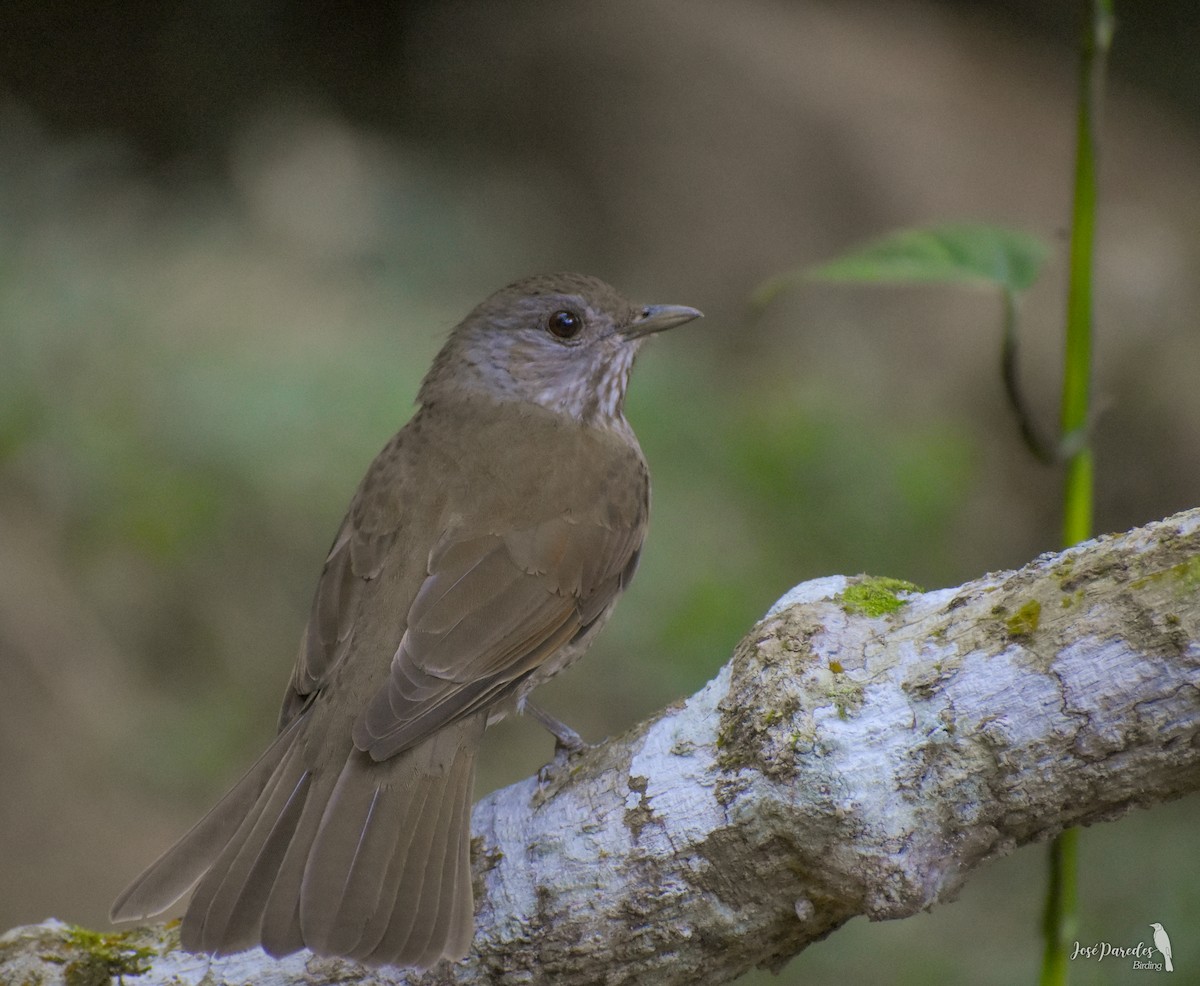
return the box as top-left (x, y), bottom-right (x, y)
top-left (622, 304), bottom-right (703, 340)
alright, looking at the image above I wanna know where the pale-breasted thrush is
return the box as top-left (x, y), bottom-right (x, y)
top-left (111, 272), bottom-right (702, 967)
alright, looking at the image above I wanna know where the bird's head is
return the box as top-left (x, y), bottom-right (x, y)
top-left (420, 273), bottom-right (701, 427)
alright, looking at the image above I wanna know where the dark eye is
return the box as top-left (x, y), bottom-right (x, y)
top-left (547, 309), bottom-right (582, 339)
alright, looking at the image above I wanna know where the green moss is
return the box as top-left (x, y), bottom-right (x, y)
top-left (839, 576), bottom-right (921, 617)
top-left (51, 927), bottom-right (154, 986)
top-left (1057, 584), bottom-right (1085, 608)
top-left (828, 675), bottom-right (866, 720)
top-left (1130, 555), bottom-right (1200, 594)
top-left (1174, 555), bottom-right (1200, 590)
top-left (1006, 598), bottom-right (1042, 639)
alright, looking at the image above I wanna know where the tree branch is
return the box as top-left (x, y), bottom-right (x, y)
top-left (5, 508), bottom-right (1199, 986)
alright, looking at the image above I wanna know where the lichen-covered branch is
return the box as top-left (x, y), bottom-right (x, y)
top-left (5, 508), bottom-right (1198, 986)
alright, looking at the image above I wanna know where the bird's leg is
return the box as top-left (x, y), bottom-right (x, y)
top-left (524, 702), bottom-right (591, 786)
top-left (524, 702), bottom-right (587, 755)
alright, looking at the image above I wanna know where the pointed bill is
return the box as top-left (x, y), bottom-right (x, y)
top-left (622, 304), bottom-right (703, 340)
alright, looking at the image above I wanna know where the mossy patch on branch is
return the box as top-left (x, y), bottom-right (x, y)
top-left (1005, 598), bottom-right (1042, 639)
top-left (838, 576), bottom-right (921, 617)
top-left (1173, 555), bottom-right (1200, 590)
top-left (46, 926), bottom-right (155, 986)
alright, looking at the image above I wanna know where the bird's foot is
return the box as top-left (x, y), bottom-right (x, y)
top-left (526, 703), bottom-right (590, 785)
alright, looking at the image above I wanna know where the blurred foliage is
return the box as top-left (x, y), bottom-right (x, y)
top-left (755, 222), bottom-right (1049, 303)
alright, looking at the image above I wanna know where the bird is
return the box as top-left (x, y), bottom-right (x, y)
top-left (1151, 923), bottom-right (1174, 972)
top-left (110, 272), bottom-right (702, 969)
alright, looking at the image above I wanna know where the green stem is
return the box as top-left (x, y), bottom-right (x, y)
top-left (1041, 3), bottom-right (1112, 984)
top-left (1058, 0), bottom-right (1111, 537)
top-left (1041, 828), bottom-right (1080, 986)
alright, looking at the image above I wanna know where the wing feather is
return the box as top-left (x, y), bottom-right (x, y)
top-left (353, 515), bottom-right (642, 760)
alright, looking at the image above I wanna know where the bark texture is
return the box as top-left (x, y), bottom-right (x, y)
top-left (4, 507), bottom-right (1198, 986)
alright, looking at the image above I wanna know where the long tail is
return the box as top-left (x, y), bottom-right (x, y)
top-left (112, 713), bottom-right (484, 969)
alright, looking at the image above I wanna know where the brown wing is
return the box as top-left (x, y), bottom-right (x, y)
top-left (279, 440), bottom-right (403, 730)
top-left (352, 514), bottom-right (643, 761)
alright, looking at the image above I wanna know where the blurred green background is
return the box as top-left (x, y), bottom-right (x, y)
top-left (1, 2), bottom-right (1198, 983)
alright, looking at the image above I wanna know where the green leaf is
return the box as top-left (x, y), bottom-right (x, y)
top-left (755, 223), bottom-right (1049, 305)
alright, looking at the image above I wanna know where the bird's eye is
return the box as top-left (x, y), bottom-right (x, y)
top-left (547, 309), bottom-right (582, 340)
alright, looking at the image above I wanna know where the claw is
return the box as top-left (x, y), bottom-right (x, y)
top-left (526, 703), bottom-right (591, 786)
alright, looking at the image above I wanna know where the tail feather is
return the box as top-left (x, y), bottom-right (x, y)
top-left (223, 769), bottom-right (312, 945)
top-left (367, 738), bottom-right (475, 967)
top-left (435, 757), bottom-right (477, 959)
top-left (367, 764), bottom-right (448, 963)
top-left (342, 770), bottom-right (436, 960)
top-left (110, 715), bottom-right (304, 923)
top-left (259, 770), bottom-right (331, 957)
top-left (112, 710), bottom-right (483, 970)
top-left (182, 742), bottom-right (313, 953)
top-left (410, 748), bottom-right (476, 968)
top-left (300, 752), bottom-right (402, 956)
top-left (303, 718), bottom-right (483, 966)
